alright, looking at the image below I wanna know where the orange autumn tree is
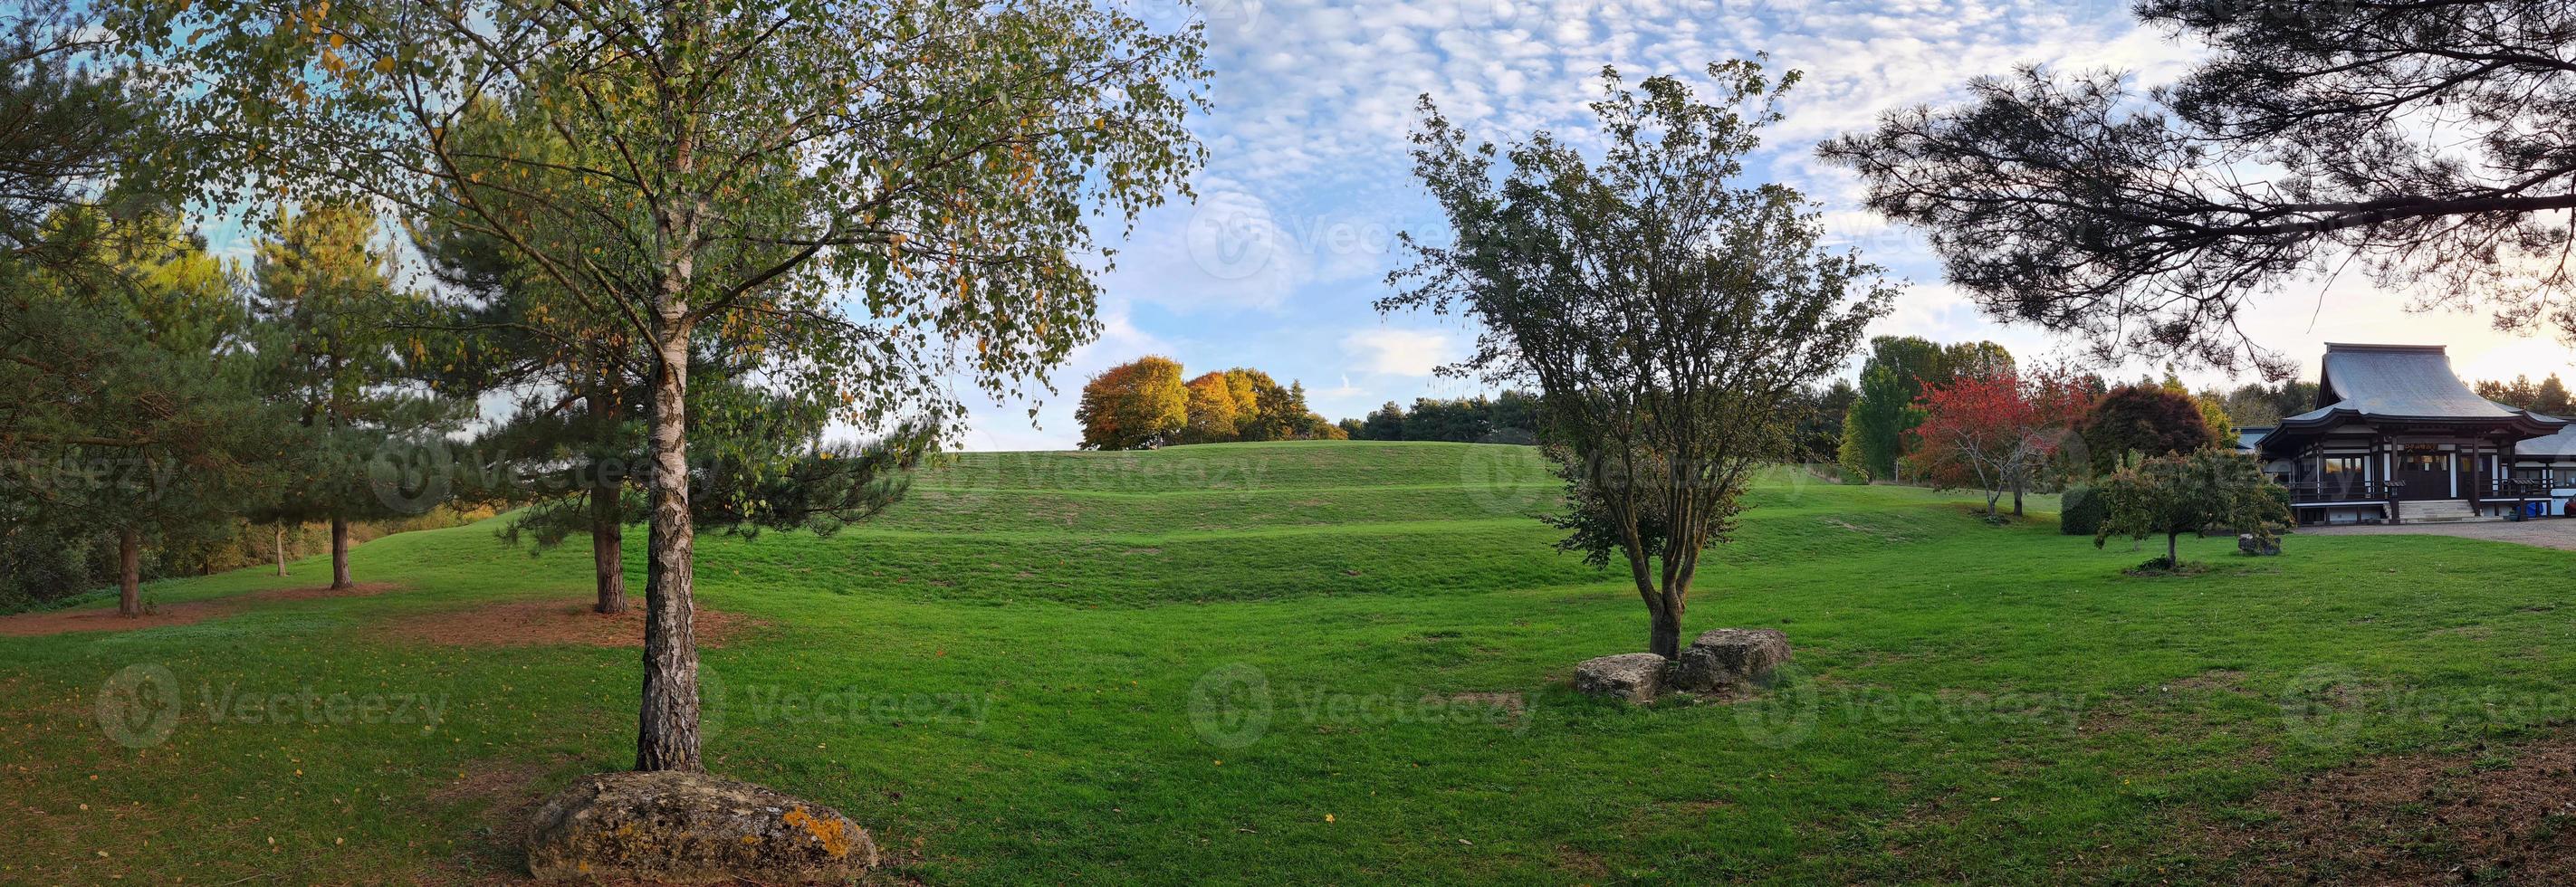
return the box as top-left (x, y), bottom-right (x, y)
top-left (1180, 372), bottom-right (1241, 444)
top-left (1076, 357), bottom-right (1190, 450)
top-left (1906, 366), bottom-right (2095, 517)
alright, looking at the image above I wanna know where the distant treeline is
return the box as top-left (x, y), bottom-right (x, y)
top-left (2475, 374), bottom-right (2574, 418)
top-left (1345, 392), bottom-right (1542, 444)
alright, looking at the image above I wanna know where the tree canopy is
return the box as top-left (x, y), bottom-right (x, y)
top-left (1836, 336), bottom-right (2013, 482)
top-left (1906, 366), bottom-right (2092, 517)
top-left (118, 0), bottom-right (1209, 771)
top-left (0, 212), bottom-right (280, 615)
top-left (1824, 2), bottom-right (2576, 372)
top-left (2478, 375), bottom-right (2575, 417)
top-left (1352, 392), bottom-right (1541, 444)
top-left (1385, 59), bottom-right (1892, 659)
top-left (1077, 357), bottom-right (1189, 451)
top-left (2082, 385), bottom-right (2217, 472)
top-left (1078, 359), bottom-right (1343, 449)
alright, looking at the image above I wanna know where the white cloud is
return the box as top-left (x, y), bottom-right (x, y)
top-left (1341, 328), bottom-right (1456, 376)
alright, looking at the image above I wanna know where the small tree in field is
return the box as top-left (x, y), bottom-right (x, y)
top-left (1385, 59), bottom-right (1893, 659)
top-left (1906, 367), bottom-right (2092, 518)
top-left (2094, 449), bottom-right (2290, 568)
top-left (247, 204), bottom-right (459, 590)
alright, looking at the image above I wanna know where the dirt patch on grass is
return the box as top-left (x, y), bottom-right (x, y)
top-left (423, 758), bottom-right (568, 885)
top-left (1552, 844), bottom-right (1614, 880)
top-left (2210, 732), bottom-right (2576, 883)
top-left (2167, 669), bottom-right (2251, 694)
top-left (428, 758), bottom-right (560, 807)
top-left (0, 582), bottom-right (404, 637)
top-left (373, 599), bottom-right (767, 648)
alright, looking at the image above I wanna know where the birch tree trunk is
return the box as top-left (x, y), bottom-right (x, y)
top-left (636, 327), bottom-right (703, 772)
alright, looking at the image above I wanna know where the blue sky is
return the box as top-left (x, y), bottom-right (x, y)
top-left (945, 0), bottom-right (2576, 450)
top-left (180, 0), bottom-right (2576, 449)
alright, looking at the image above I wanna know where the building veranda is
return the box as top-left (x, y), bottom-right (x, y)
top-left (2242, 344), bottom-right (2576, 525)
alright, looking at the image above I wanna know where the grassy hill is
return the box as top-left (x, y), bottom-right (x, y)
top-left (6, 441), bottom-right (2575, 883)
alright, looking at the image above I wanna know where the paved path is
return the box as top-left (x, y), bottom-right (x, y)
top-left (2303, 519), bottom-right (2576, 551)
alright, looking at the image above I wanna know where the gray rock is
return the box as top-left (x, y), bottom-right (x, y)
top-left (2237, 533), bottom-right (2281, 556)
top-left (1573, 653), bottom-right (1667, 704)
top-left (1671, 628), bottom-right (1791, 694)
top-left (525, 770), bottom-right (876, 884)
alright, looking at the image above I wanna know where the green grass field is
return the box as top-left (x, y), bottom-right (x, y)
top-left (6, 441), bottom-right (2574, 883)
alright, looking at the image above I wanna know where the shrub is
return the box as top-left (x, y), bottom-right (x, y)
top-left (2060, 485), bottom-right (2104, 536)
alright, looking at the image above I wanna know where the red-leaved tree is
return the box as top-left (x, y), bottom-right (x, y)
top-left (1907, 367), bottom-right (2095, 517)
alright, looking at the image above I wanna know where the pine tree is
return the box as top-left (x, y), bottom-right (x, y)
top-left (246, 205), bottom-right (460, 589)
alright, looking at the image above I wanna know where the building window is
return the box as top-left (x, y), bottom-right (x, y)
top-left (2320, 456), bottom-right (2366, 478)
top-left (2514, 466), bottom-right (2552, 482)
top-left (2401, 446), bottom-right (2447, 471)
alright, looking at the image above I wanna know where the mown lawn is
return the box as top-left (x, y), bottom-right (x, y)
top-left (5, 441), bottom-right (2573, 883)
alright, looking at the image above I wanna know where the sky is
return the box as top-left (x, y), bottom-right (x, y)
top-left (177, 0), bottom-right (2576, 449)
top-left (934, 0), bottom-right (2576, 451)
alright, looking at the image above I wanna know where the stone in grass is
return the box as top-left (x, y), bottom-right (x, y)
top-left (2238, 533), bottom-right (2281, 556)
top-left (525, 769), bottom-right (876, 884)
top-left (1670, 628), bottom-right (1791, 696)
top-left (1573, 653), bottom-right (1668, 704)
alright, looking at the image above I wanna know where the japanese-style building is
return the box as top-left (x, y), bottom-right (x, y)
top-left (2241, 344), bottom-right (2568, 524)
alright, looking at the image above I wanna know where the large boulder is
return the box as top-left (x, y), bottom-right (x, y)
top-left (1670, 628), bottom-right (1791, 695)
top-left (524, 770), bottom-right (876, 884)
top-left (1572, 653), bottom-right (1667, 704)
top-left (2237, 533), bottom-right (2281, 556)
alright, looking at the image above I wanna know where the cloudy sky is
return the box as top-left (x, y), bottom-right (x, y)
top-left (933, 0), bottom-right (2576, 450)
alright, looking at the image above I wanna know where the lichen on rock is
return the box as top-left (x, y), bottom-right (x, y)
top-left (524, 769), bottom-right (876, 884)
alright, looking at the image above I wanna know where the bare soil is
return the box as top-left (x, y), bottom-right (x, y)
top-left (2211, 730), bottom-right (2576, 883)
top-left (0, 582), bottom-right (403, 637)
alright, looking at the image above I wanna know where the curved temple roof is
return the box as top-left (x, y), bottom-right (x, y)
top-left (2262, 344), bottom-right (2564, 454)
top-left (2516, 423), bottom-right (2576, 458)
